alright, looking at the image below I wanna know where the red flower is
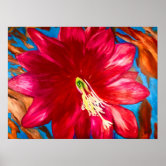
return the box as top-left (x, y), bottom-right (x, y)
top-left (8, 27), bottom-right (150, 139)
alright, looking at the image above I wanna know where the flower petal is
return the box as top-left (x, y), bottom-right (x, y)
top-left (105, 43), bottom-right (136, 81)
top-left (59, 27), bottom-right (85, 45)
top-left (17, 50), bottom-right (58, 73)
top-left (96, 77), bottom-right (149, 105)
top-left (91, 116), bottom-right (102, 139)
top-left (91, 107), bottom-right (114, 139)
top-left (92, 43), bottom-right (136, 86)
top-left (110, 105), bottom-right (138, 138)
top-left (21, 97), bottom-right (52, 128)
top-left (120, 71), bottom-right (138, 80)
top-left (74, 111), bottom-right (91, 139)
top-left (82, 28), bottom-right (115, 80)
top-left (52, 113), bottom-right (75, 139)
top-left (85, 27), bottom-right (106, 41)
top-left (106, 43), bottom-right (135, 70)
top-left (8, 73), bottom-right (38, 97)
top-left (8, 73), bottom-right (56, 97)
top-left (91, 116), bottom-right (113, 139)
top-left (86, 28), bottom-right (114, 59)
top-left (27, 28), bottom-right (71, 70)
top-left (52, 97), bottom-right (81, 139)
top-left (58, 27), bottom-right (85, 68)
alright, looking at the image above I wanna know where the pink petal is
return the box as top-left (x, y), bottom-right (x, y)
top-left (110, 105), bottom-right (138, 138)
top-left (8, 73), bottom-right (56, 97)
top-left (104, 43), bottom-right (136, 82)
top-left (52, 113), bottom-right (75, 139)
top-left (17, 51), bottom-right (58, 73)
top-left (59, 27), bottom-right (85, 45)
top-left (21, 97), bottom-right (52, 128)
top-left (99, 78), bottom-right (150, 105)
top-left (86, 28), bottom-right (115, 59)
top-left (103, 124), bottom-right (114, 139)
top-left (85, 27), bottom-right (106, 41)
top-left (52, 99), bottom-right (81, 139)
top-left (27, 28), bottom-right (71, 70)
top-left (91, 116), bottom-right (103, 138)
top-left (91, 115), bottom-right (113, 139)
top-left (58, 27), bottom-right (85, 68)
top-left (92, 43), bottom-right (136, 87)
top-left (120, 71), bottom-right (138, 80)
top-left (82, 28), bottom-right (115, 81)
top-left (74, 111), bottom-right (91, 139)
top-left (107, 43), bottom-right (135, 67)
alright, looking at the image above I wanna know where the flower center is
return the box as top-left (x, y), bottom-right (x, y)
top-left (75, 77), bottom-right (112, 129)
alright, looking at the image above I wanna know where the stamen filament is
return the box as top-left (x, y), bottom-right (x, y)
top-left (76, 77), bottom-right (113, 129)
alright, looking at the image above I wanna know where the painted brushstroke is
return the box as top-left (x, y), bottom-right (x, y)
top-left (138, 99), bottom-right (152, 139)
top-left (8, 27), bottom-right (157, 139)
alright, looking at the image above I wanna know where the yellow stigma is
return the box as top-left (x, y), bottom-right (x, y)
top-left (76, 77), bottom-right (112, 129)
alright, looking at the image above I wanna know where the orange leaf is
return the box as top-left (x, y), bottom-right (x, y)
top-left (138, 99), bottom-right (152, 139)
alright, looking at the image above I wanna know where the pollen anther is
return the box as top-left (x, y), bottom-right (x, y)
top-left (76, 77), bottom-right (112, 129)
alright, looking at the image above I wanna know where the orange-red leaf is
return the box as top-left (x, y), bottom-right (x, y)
top-left (138, 99), bottom-right (152, 139)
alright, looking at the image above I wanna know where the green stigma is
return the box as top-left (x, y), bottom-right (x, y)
top-left (75, 77), bottom-right (89, 92)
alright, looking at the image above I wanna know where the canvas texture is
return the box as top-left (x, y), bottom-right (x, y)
top-left (8, 27), bottom-right (157, 139)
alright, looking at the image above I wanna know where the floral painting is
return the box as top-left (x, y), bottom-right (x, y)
top-left (8, 27), bottom-right (157, 139)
